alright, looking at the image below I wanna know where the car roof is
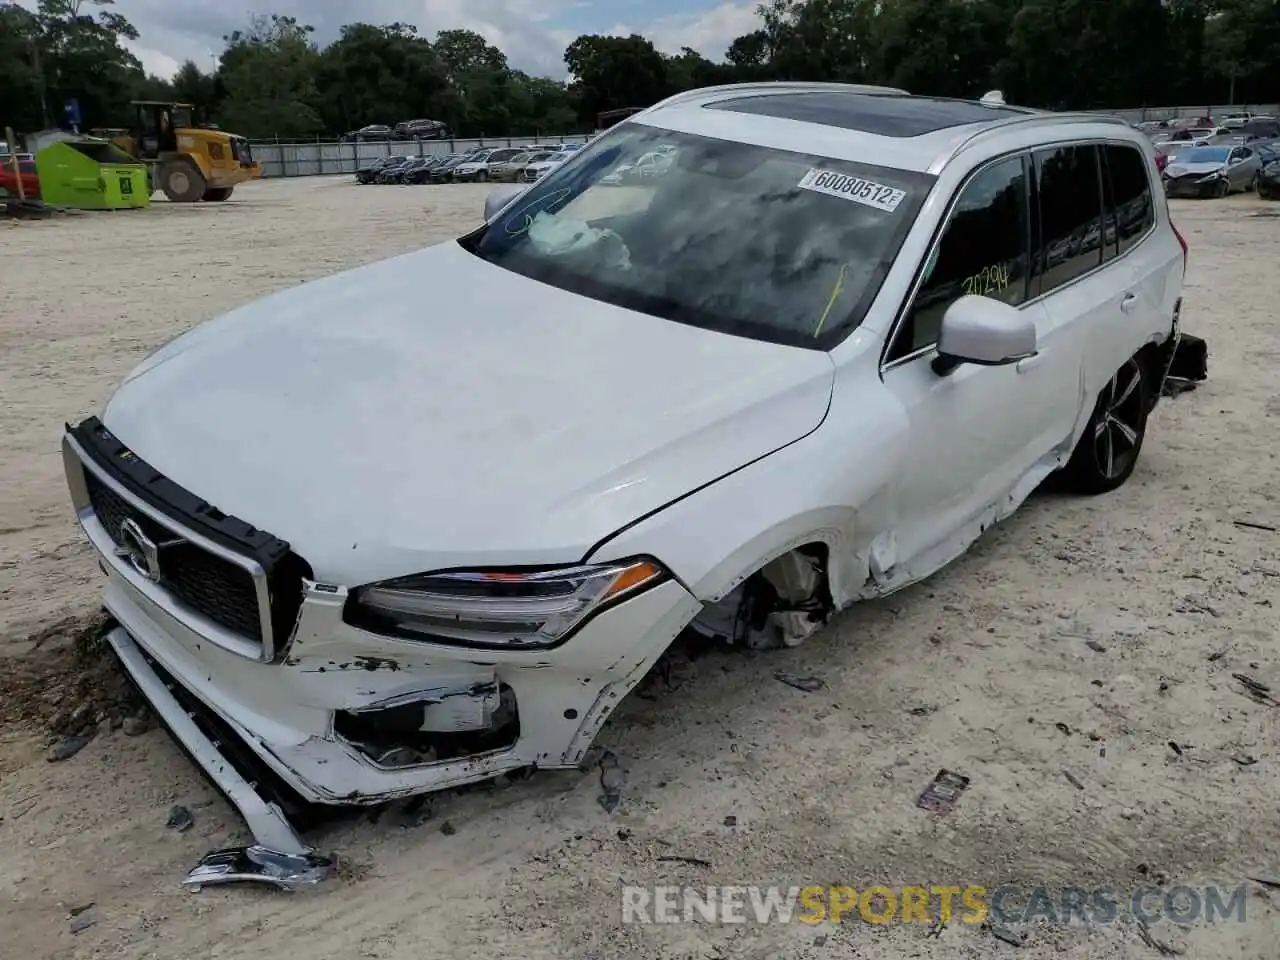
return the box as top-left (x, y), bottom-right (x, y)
top-left (637, 82), bottom-right (1135, 174)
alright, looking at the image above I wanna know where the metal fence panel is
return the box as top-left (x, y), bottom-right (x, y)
top-left (250, 134), bottom-right (594, 177)
top-left (249, 106), bottom-right (1280, 178)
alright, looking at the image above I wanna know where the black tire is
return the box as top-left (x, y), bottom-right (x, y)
top-left (1060, 356), bottom-right (1150, 495)
top-left (204, 187), bottom-right (234, 202)
top-left (159, 160), bottom-right (206, 202)
top-left (1215, 178), bottom-right (1230, 199)
top-left (476, 169), bottom-right (489, 183)
top-left (1249, 172), bottom-right (1260, 193)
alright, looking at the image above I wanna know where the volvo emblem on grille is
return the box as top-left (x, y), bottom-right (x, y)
top-left (118, 517), bottom-right (164, 582)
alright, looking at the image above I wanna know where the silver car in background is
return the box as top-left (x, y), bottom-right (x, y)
top-left (1163, 144), bottom-right (1262, 198)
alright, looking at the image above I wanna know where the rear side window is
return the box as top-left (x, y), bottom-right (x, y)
top-left (1102, 144), bottom-right (1155, 257)
top-left (1032, 145), bottom-right (1104, 295)
top-left (890, 155), bottom-right (1030, 359)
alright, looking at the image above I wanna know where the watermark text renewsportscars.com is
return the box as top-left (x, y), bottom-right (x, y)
top-left (621, 884), bottom-right (1248, 926)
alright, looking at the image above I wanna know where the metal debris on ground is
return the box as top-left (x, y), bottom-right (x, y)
top-left (68, 911), bottom-right (97, 935)
top-left (1248, 876), bottom-right (1280, 890)
top-left (916, 769), bottom-right (970, 814)
top-left (1233, 754), bottom-right (1258, 767)
top-left (908, 704), bottom-right (937, 716)
top-left (986, 923), bottom-right (1026, 946)
top-left (723, 815), bottom-right (738, 827)
top-left (1135, 918), bottom-right (1184, 956)
top-left (657, 855), bottom-right (712, 868)
top-left (774, 671), bottom-right (825, 693)
top-left (166, 805), bottom-right (195, 832)
top-left (46, 733), bottom-right (93, 762)
top-left (1208, 644), bottom-right (1232, 662)
top-left (1063, 770), bottom-right (1085, 790)
top-left (1233, 519), bottom-right (1277, 533)
top-left (1233, 674), bottom-right (1279, 706)
top-left (1086, 640), bottom-right (1107, 653)
top-left (182, 845), bottom-right (335, 891)
top-left (598, 750), bottom-right (627, 812)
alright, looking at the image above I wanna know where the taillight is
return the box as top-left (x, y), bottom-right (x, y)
top-left (1170, 220), bottom-right (1188, 274)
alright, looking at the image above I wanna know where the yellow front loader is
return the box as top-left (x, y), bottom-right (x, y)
top-left (93, 102), bottom-right (262, 202)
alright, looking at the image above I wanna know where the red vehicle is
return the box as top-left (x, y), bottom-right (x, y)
top-left (0, 156), bottom-right (40, 198)
top-left (1154, 150), bottom-right (1169, 173)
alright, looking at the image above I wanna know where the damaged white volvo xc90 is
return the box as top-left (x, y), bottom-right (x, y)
top-left (64, 83), bottom-right (1185, 872)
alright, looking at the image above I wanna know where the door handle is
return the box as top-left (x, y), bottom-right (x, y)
top-left (1016, 352), bottom-right (1043, 374)
top-left (1120, 293), bottom-right (1139, 314)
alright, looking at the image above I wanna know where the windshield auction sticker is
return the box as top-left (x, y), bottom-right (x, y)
top-left (798, 169), bottom-right (906, 212)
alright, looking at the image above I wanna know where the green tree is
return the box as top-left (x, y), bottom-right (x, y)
top-left (217, 14), bottom-right (323, 139)
top-left (564, 34), bottom-right (670, 122)
top-left (315, 23), bottom-right (449, 133)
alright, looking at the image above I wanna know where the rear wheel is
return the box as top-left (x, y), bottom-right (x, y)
top-left (159, 160), bottom-right (205, 202)
top-left (1249, 172), bottom-right (1260, 193)
top-left (1060, 356), bottom-right (1150, 495)
top-left (204, 187), bottom-right (234, 202)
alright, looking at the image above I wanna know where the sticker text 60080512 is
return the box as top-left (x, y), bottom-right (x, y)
top-left (797, 168), bottom-right (907, 213)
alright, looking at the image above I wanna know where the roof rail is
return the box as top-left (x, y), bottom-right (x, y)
top-left (929, 111), bottom-right (1132, 174)
top-left (647, 81), bottom-right (910, 113)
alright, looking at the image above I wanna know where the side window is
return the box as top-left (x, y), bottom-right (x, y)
top-left (1102, 143), bottom-right (1155, 257)
top-left (1032, 145), bottom-right (1103, 296)
top-left (890, 155), bottom-right (1030, 360)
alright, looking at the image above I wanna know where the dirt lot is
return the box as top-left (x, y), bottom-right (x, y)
top-left (1, 178), bottom-right (1278, 960)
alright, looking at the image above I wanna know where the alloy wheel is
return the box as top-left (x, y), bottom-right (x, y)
top-left (1093, 359), bottom-right (1144, 479)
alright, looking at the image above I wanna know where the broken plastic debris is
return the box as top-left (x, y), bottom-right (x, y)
top-left (774, 672), bottom-right (824, 693)
top-left (166, 804), bottom-right (195, 832)
top-left (182, 845), bottom-right (335, 891)
top-left (916, 769), bottom-right (970, 813)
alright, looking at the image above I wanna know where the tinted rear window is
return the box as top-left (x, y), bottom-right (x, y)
top-left (1032, 145), bottom-right (1104, 294)
top-left (1102, 144), bottom-right (1154, 256)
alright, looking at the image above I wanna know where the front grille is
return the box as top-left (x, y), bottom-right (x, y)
top-left (68, 416), bottom-right (311, 657)
top-left (87, 472), bottom-right (266, 641)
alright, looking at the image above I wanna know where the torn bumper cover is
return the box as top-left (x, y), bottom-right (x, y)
top-left (63, 422), bottom-right (701, 856)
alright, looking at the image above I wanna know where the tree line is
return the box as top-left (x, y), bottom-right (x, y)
top-left (2, 0), bottom-right (1278, 142)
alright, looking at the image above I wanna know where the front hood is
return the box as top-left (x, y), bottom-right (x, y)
top-left (104, 242), bottom-right (835, 585)
top-left (1166, 161), bottom-right (1226, 178)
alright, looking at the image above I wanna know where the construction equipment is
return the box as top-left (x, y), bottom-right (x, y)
top-left (34, 139), bottom-right (149, 210)
top-left (91, 102), bottom-right (261, 202)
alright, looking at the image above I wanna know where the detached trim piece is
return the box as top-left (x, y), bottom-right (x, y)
top-left (106, 626), bottom-right (313, 859)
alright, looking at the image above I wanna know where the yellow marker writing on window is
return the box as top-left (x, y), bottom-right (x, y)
top-left (813, 262), bottom-right (850, 338)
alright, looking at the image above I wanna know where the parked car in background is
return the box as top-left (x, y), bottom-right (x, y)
top-left (393, 157), bottom-right (432, 183)
top-left (374, 156), bottom-right (417, 183)
top-left (395, 119), bottom-right (451, 141)
top-left (426, 153), bottom-right (471, 182)
top-left (1258, 154), bottom-right (1280, 199)
top-left (452, 148), bottom-right (526, 182)
top-left (1222, 111), bottom-right (1254, 128)
top-left (1163, 144), bottom-right (1262, 197)
top-left (521, 152), bottom-right (568, 182)
top-left (404, 156), bottom-right (446, 184)
top-left (344, 124), bottom-right (394, 142)
top-left (1240, 117), bottom-right (1280, 141)
top-left (355, 155), bottom-right (408, 184)
top-left (490, 151), bottom-right (559, 182)
top-left (63, 84), bottom-right (1186, 874)
top-left (0, 154), bottom-right (39, 197)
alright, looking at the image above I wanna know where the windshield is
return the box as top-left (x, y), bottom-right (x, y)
top-left (462, 123), bottom-right (932, 349)
top-left (1181, 147), bottom-right (1229, 162)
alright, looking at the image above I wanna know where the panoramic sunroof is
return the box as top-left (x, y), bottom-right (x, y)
top-left (706, 92), bottom-right (1027, 138)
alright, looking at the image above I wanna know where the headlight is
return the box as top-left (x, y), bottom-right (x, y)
top-left (347, 557), bottom-right (667, 649)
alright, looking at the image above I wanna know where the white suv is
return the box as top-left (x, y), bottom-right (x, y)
top-left (63, 83), bottom-right (1184, 873)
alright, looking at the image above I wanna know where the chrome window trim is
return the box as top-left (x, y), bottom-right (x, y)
top-left (63, 432), bottom-right (277, 662)
top-left (881, 137), bottom-right (1159, 376)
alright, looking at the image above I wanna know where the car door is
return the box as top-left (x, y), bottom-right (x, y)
top-left (881, 152), bottom-right (1073, 569)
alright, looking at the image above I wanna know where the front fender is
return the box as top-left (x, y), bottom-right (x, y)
top-left (585, 404), bottom-right (908, 609)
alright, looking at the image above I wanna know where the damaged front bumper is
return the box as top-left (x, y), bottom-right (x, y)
top-left (64, 426), bottom-right (702, 872)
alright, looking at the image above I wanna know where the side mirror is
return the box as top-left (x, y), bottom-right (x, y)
top-left (483, 184), bottom-right (526, 221)
top-left (933, 295), bottom-right (1037, 376)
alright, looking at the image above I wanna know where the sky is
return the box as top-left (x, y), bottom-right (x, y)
top-left (21, 0), bottom-right (765, 80)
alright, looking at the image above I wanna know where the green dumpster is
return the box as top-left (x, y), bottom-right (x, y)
top-left (35, 139), bottom-right (150, 210)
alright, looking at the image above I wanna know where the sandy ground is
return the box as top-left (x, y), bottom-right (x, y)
top-left (1, 177), bottom-right (1279, 959)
